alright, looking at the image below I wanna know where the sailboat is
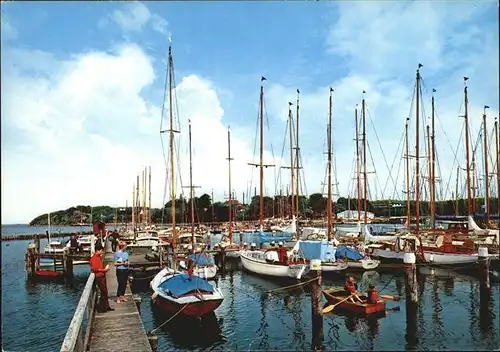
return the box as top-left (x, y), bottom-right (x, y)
top-left (178, 120), bottom-right (218, 279)
top-left (218, 127), bottom-right (242, 258)
top-left (44, 212), bottom-right (65, 254)
top-left (151, 40), bottom-right (223, 317)
top-left (240, 78), bottom-right (310, 278)
top-left (373, 67), bottom-right (479, 265)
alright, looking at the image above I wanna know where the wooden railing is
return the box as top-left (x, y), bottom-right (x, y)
top-left (60, 273), bottom-right (97, 352)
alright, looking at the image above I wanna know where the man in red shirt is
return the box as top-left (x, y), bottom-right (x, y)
top-left (90, 243), bottom-right (114, 312)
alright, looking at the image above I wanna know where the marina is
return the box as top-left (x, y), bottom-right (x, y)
top-left (1, 224), bottom-right (500, 351)
top-left (2, 1), bottom-right (499, 351)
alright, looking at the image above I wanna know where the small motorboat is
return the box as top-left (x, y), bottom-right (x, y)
top-left (322, 288), bottom-right (386, 315)
top-left (150, 268), bottom-right (224, 317)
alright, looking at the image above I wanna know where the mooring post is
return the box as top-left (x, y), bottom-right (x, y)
top-left (404, 252), bottom-right (418, 348)
top-left (28, 246), bottom-right (37, 276)
top-left (148, 333), bottom-right (158, 352)
top-left (478, 246), bottom-right (490, 290)
top-left (310, 259), bottom-right (323, 350)
top-left (403, 252), bottom-right (418, 303)
top-left (64, 249), bottom-right (73, 278)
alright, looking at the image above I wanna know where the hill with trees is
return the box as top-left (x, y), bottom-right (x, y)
top-left (30, 193), bottom-right (499, 226)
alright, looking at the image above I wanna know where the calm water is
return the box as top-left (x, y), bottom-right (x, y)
top-left (2, 224), bottom-right (499, 351)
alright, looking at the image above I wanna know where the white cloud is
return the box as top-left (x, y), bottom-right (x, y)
top-left (1, 43), bottom-right (281, 224)
top-left (100, 2), bottom-right (170, 36)
top-left (0, 17), bottom-right (18, 41)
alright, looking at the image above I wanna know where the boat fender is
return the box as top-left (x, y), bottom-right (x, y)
top-left (152, 292), bottom-right (158, 301)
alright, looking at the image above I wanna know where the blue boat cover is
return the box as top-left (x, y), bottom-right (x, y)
top-left (159, 273), bottom-right (215, 298)
top-left (259, 231), bottom-right (292, 243)
top-left (298, 240), bottom-right (337, 262)
top-left (188, 253), bottom-right (213, 266)
top-left (334, 246), bottom-right (364, 260)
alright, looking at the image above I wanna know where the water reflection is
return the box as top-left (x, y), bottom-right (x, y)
top-left (150, 304), bottom-right (224, 350)
top-left (257, 293), bottom-right (270, 350)
top-left (479, 284), bottom-right (493, 334)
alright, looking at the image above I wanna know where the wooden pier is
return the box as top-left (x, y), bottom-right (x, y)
top-left (61, 253), bottom-right (153, 352)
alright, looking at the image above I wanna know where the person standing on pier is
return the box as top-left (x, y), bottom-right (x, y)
top-left (113, 241), bottom-right (129, 303)
top-left (90, 243), bottom-right (114, 312)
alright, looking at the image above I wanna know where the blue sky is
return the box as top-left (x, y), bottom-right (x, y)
top-left (1, 1), bottom-right (498, 224)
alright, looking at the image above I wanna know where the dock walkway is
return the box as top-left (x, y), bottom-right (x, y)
top-left (88, 253), bottom-right (152, 352)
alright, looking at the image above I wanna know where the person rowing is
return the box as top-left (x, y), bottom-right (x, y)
top-left (344, 276), bottom-right (363, 303)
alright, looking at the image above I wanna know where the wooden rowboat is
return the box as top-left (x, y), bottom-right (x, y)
top-left (322, 288), bottom-right (386, 315)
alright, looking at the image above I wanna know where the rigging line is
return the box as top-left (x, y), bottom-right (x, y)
top-left (171, 60), bottom-right (182, 135)
top-left (248, 100), bottom-right (261, 204)
top-left (383, 121), bottom-right (406, 199)
top-left (443, 123), bottom-right (464, 200)
top-left (391, 131), bottom-right (405, 200)
top-left (366, 106), bottom-right (398, 197)
top-left (276, 114), bottom-right (288, 194)
top-left (435, 148), bottom-right (443, 201)
top-left (366, 139), bottom-right (384, 199)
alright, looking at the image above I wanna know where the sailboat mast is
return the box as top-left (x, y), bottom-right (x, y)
top-left (464, 77), bottom-right (472, 216)
top-left (227, 127), bottom-right (233, 243)
top-left (426, 125), bottom-right (432, 222)
top-left (355, 106), bottom-right (361, 222)
top-left (168, 43), bottom-right (177, 271)
top-left (295, 89), bottom-right (300, 219)
top-left (148, 166), bottom-right (152, 227)
top-left (362, 94), bottom-right (368, 224)
top-left (132, 183), bottom-right (135, 229)
top-left (431, 90), bottom-right (436, 230)
top-left (288, 102), bottom-right (295, 219)
top-left (483, 106), bottom-right (490, 224)
top-left (495, 118), bottom-right (500, 226)
top-left (188, 121), bottom-right (195, 246)
top-left (327, 88), bottom-right (333, 240)
top-left (415, 63), bottom-right (425, 259)
top-left (211, 189), bottom-right (215, 226)
top-left (143, 168), bottom-right (147, 227)
top-left (259, 77), bottom-right (265, 228)
top-left (405, 118), bottom-right (411, 228)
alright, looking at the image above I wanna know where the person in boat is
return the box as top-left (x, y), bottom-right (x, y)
top-left (90, 243), bottom-right (114, 312)
top-left (250, 243), bottom-right (257, 251)
top-left (113, 241), bottom-right (129, 303)
top-left (344, 276), bottom-right (363, 303)
top-left (277, 241), bottom-right (288, 264)
top-left (69, 234), bottom-right (79, 253)
top-left (367, 284), bottom-right (379, 304)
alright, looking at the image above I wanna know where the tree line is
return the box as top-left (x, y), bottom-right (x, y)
top-left (30, 194), bottom-right (500, 225)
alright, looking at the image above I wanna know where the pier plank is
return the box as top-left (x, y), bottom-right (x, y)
top-left (89, 254), bottom-right (152, 352)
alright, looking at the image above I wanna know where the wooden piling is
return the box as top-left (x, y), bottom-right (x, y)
top-left (148, 334), bottom-right (158, 352)
top-left (478, 247), bottom-right (490, 290)
top-left (64, 250), bottom-right (74, 278)
top-left (310, 260), bottom-right (323, 350)
top-left (404, 252), bottom-right (419, 348)
top-left (403, 252), bottom-right (418, 303)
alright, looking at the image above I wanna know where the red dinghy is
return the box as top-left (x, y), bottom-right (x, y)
top-left (322, 288), bottom-right (386, 315)
top-left (36, 270), bottom-right (64, 277)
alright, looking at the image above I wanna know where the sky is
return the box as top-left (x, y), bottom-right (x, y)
top-left (1, 1), bottom-right (499, 224)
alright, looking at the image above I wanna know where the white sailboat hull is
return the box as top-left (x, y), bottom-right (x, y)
top-left (347, 258), bottom-right (381, 270)
top-left (320, 262), bottom-right (349, 272)
top-left (422, 251), bottom-right (478, 265)
top-left (240, 250), bottom-right (309, 278)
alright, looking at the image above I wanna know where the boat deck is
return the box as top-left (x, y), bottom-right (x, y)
top-left (88, 253), bottom-right (152, 352)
